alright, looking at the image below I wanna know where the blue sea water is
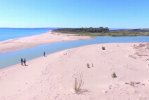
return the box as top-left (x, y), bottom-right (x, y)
top-left (0, 28), bottom-right (53, 41)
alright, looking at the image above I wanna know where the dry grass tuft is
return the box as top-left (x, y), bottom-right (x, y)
top-left (111, 72), bottom-right (117, 78)
top-left (73, 72), bottom-right (88, 94)
top-left (102, 46), bottom-right (106, 50)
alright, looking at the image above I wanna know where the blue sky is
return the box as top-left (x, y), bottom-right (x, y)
top-left (0, 0), bottom-right (149, 28)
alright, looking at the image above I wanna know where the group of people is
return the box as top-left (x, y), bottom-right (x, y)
top-left (21, 58), bottom-right (27, 66)
top-left (20, 51), bottom-right (46, 66)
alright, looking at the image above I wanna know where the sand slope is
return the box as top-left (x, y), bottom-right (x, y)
top-left (0, 32), bottom-right (90, 53)
top-left (0, 43), bottom-right (149, 100)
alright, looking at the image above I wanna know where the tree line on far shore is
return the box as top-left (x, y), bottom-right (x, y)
top-left (54, 27), bottom-right (110, 33)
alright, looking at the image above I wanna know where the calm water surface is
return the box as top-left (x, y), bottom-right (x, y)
top-left (0, 28), bottom-right (53, 41)
top-left (0, 36), bottom-right (149, 68)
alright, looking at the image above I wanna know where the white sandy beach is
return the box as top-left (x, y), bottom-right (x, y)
top-left (0, 31), bottom-right (90, 53)
top-left (0, 43), bottom-right (149, 100)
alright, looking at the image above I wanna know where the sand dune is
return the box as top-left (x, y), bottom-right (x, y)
top-left (0, 43), bottom-right (149, 100)
top-left (0, 32), bottom-right (90, 53)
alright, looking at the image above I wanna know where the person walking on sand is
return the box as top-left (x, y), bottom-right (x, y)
top-left (23, 58), bottom-right (27, 66)
top-left (21, 58), bottom-right (24, 66)
top-left (43, 51), bottom-right (46, 57)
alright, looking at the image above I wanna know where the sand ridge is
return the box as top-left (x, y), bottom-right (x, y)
top-left (0, 31), bottom-right (90, 53)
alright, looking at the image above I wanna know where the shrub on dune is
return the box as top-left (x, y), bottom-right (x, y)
top-left (111, 72), bottom-right (117, 78)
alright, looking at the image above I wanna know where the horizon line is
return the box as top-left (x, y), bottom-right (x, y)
top-left (0, 27), bottom-right (148, 29)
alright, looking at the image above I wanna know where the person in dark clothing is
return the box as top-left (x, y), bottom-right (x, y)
top-left (21, 58), bottom-right (24, 66)
top-left (43, 51), bottom-right (46, 57)
top-left (23, 58), bottom-right (27, 66)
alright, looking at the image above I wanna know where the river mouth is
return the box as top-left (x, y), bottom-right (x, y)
top-left (0, 36), bottom-right (149, 68)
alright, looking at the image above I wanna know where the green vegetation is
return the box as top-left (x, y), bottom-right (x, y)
top-left (53, 27), bottom-right (149, 36)
top-left (55, 27), bottom-right (109, 33)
